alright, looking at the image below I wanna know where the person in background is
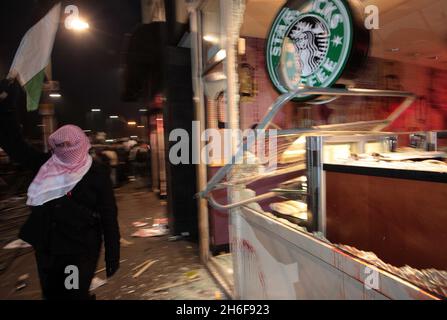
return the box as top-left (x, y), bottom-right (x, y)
top-left (114, 143), bottom-right (129, 187)
top-left (128, 144), bottom-right (138, 181)
top-left (102, 147), bottom-right (119, 188)
top-left (135, 144), bottom-right (149, 178)
top-left (0, 79), bottom-right (121, 300)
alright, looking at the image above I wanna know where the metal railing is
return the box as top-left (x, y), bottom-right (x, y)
top-left (198, 86), bottom-right (416, 210)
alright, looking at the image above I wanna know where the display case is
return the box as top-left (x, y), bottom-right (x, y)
top-left (211, 130), bottom-right (447, 299)
top-left (201, 87), bottom-right (446, 299)
top-left (305, 133), bottom-right (447, 271)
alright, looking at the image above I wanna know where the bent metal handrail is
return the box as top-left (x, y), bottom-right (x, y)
top-left (207, 192), bottom-right (278, 211)
top-left (198, 86), bottom-right (416, 211)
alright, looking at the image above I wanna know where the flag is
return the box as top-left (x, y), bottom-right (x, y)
top-left (8, 3), bottom-right (61, 111)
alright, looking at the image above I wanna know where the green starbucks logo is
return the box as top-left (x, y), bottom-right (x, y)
top-left (266, 0), bottom-right (355, 101)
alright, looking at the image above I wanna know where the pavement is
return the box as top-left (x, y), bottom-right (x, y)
top-left (0, 178), bottom-right (227, 300)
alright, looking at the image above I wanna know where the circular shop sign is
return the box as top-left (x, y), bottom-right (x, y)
top-left (266, 0), bottom-right (364, 101)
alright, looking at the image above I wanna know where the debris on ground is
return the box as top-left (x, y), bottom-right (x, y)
top-left (168, 235), bottom-right (183, 242)
top-left (90, 277), bottom-right (107, 291)
top-left (15, 274), bottom-right (29, 291)
top-left (185, 270), bottom-right (200, 280)
top-left (167, 232), bottom-right (191, 242)
top-left (133, 259), bottom-right (158, 279)
top-left (3, 239), bottom-right (32, 250)
top-left (131, 259), bottom-right (153, 271)
top-left (153, 218), bottom-right (168, 226)
top-left (150, 277), bottom-right (201, 293)
top-left (131, 228), bottom-right (166, 238)
top-left (0, 180), bottom-right (227, 300)
top-left (132, 221), bottom-right (149, 228)
top-left (131, 225), bottom-right (169, 238)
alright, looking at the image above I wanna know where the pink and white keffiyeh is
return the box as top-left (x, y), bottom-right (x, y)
top-left (27, 125), bottom-right (93, 206)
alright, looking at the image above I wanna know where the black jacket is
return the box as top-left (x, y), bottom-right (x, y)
top-left (0, 80), bottom-right (120, 263)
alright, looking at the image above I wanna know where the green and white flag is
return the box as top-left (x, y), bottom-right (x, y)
top-left (8, 3), bottom-right (61, 111)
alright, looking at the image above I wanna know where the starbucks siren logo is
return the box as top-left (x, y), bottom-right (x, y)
top-left (289, 18), bottom-right (329, 77)
top-left (266, 0), bottom-right (354, 101)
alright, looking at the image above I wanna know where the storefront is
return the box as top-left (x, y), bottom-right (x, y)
top-left (187, 0), bottom-right (447, 299)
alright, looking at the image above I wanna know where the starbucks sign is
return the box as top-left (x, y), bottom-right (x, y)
top-left (266, 0), bottom-right (367, 101)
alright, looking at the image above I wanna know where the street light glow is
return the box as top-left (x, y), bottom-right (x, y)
top-left (91, 109), bottom-right (101, 112)
top-left (128, 121), bottom-right (137, 126)
top-left (137, 125), bottom-right (145, 128)
top-left (67, 18), bottom-right (90, 31)
top-left (109, 115), bottom-right (119, 119)
top-left (139, 109), bottom-right (148, 112)
top-left (49, 93), bottom-right (61, 98)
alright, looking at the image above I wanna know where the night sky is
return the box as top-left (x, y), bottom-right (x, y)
top-left (0, 0), bottom-right (143, 132)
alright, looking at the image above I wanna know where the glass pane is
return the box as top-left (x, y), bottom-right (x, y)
top-left (201, 0), bottom-right (224, 69)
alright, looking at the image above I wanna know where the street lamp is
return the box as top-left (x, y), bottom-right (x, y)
top-left (49, 93), bottom-right (61, 98)
top-left (91, 108), bottom-right (101, 112)
top-left (127, 121), bottom-right (137, 126)
top-left (66, 18), bottom-right (90, 32)
top-left (109, 115), bottom-right (119, 119)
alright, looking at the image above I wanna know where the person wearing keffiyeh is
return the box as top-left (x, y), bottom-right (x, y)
top-left (0, 79), bottom-right (121, 300)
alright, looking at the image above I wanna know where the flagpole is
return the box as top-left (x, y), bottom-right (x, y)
top-left (40, 63), bottom-right (58, 153)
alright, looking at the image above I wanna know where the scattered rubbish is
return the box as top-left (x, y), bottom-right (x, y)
top-left (120, 238), bottom-right (134, 247)
top-left (132, 221), bottom-right (149, 228)
top-left (15, 283), bottom-right (27, 291)
top-left (215, 291), bottom-right (222, 300)
top-left (131, 225), bottom-right (169, 238)
top-left (133, 259), bottom-right (159, 279)
top-left (152, 218), bottom-right (168, 227)
top-left (3, 239), bottom-right (32, 250)
top-left (151, 277), bottom-right (201, 293)
top-left (167, 231), bottom-right (190, 241)
top-left (185, 270), bottom-right (200, 280)
top-left (168, 235), bottom-right (183, 242)
top-left (90, 277), bottom-right (107, 291)
top-left (132, 259), bottom-right (153, 271)
top-left (15, 274), bottom-right (29, 291)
